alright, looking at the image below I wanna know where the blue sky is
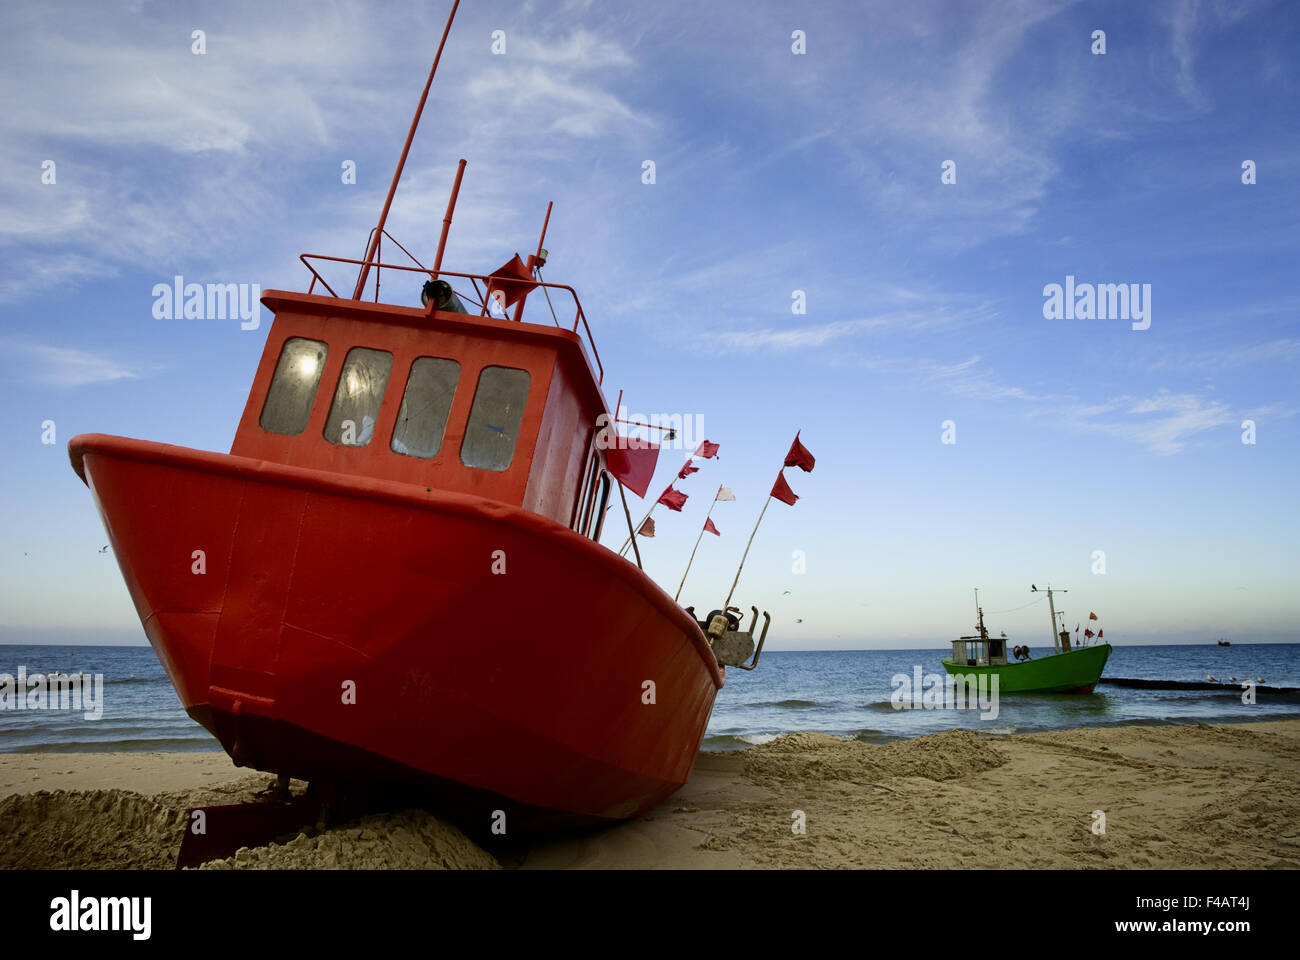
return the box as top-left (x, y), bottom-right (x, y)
top-left (1, 0), bottom-right (1297, 648)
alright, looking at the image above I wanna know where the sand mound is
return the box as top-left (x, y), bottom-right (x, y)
top-left (740, 729), bottom-right (1007, 784)
top-left (199, 809), bottom-right (500, 870)
top-left (0, 790), bottom-right (186, 869)
top-left (0, 776), bottom-right (496, 870)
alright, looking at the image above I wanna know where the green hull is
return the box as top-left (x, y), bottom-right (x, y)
top-left (941, 643), bottom-right (1111, 694)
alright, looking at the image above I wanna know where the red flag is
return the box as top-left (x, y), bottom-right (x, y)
top-left (1074, 623), bottom-right (1080, 632)
top-left (704, 517), bottom-right (720, 536)
top-left (638, 517), bottom-right (655, 537)
top-left (693, 440), bottom-right (720, 459)
top-left (1088, 612), bottom-right (1098, 621)
top-left (657, 487), bottom-right (688, 512)
top-left (1084, 628), bottom-right (1094, 638)
top-left (605, 436), bottom-right (659, 499)
top-left (1097, 629), bottom-right (1104, 639)
top-left (771, 472), bottom-right (799, 506)
top-left (678, 459), bottom-right (698, 480)
top-left (483, 253), bottom-right (537, 309)
top-left (784, 432), bottom-right (815, 472)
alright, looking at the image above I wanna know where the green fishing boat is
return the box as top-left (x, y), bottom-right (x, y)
top-left (941, 586), bottom-right (1111, 694)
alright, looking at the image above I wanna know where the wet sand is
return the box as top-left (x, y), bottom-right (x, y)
top-left (3, 719), bottom-right (1298, 869)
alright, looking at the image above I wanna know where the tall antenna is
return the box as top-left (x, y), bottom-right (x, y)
top-left (1047, 584), bottom-right (1067, 653)
top-left (353, 0), bottom-right (462, 299)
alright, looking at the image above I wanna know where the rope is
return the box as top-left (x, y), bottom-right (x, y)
top-left (982, 590), bottom-right (1045, 613)
top-left (534, 267), bottom-right (561, 328)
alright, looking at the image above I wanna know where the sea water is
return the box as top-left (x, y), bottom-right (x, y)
top-left (1, 642), bottom-right (1296, 753)
top-left (703, 644), bottom-right (1300, 749)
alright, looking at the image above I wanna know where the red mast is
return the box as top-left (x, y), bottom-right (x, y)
top-left (352, 0), bottom-right (461, 299)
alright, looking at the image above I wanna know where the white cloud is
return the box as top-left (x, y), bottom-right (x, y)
top-left (1066, 390), bottom-right (1236, 455)
top-left (0, 1), bottom-right (653, 304)
top-left (691, 291), bottom-right (999, 354)
top-left (0, 253), bottom-right (118, 302)
top-left (466, 67), bottom-right (652, 138)
top-left (1164, 0), bottom-right (1268, 107)
top-left (832, 351), bottom-right (1246, 455)
top-left (923, 355), bottom-right (1036, 402)
top-left (510, 28), bottom-right (635, 68)
top-left (709, 317), bottom-right (896, 351)
top-left (9, 342), bottom-right (141, 387)
top-left (730, 0), bottom-right (1078, 245)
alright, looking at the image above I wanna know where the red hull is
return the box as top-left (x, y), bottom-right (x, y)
top-left (71, 434), bottom-right (722, 823)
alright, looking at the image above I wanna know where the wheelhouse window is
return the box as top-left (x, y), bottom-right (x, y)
top-left (260, 337), bottom-right (328, 436)
top-left (578, 452), bottom-right (600, 534)
top-left (590, 472), bottom-right (611, 540)
top-left (324, 347), bottom-right (393, 447)
top-left (391, 357), bottom-right (460, 459)
top-left (460, 366), bottom-right (530, 471)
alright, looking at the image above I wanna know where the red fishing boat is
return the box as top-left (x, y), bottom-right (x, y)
top-left (68, 2), bottom-right (768, 851)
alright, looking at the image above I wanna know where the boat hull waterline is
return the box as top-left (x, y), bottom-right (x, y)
top-left (71, 433), bottom-right (723, 824)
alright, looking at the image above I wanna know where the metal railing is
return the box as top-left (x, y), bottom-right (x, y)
top-left (295, 253), bottom-right (603, 384)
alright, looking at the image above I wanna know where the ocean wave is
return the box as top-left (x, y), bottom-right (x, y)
top-left (746, 699), bottom-right (820, 709)
top-left (101, 676), bottom-right (165, 686)
top-left (10, 737), bottom-right (220, 753)
top-left (849, 729), bottom-right (895, 744)
top-left (1, 718), bottom-right (204, 733)
top-left (0, 674), bottom-right (165, 689)
top-left (19, 674), bottom-right (162, 684)
top-left (702, 733), bottom-right (780, 750)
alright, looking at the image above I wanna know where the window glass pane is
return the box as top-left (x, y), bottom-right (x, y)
top-left (580, 453), bottom-right (600, 534)
top-left (260, 337), bottom-right (328, 436)
top-left (591, 473), bottom-right (611, 540)
top-left (324, 347), bottom-right (393, 446)
top-left (391, 357), bottom-right (460, 459)
top-left (460, 366), bottom-right (530, 471)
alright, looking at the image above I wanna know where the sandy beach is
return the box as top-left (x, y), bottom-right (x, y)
top-left (3, 719), bottom-right (1298, 869)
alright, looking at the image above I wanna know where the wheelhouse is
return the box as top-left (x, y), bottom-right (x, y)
top-left (232, 282), bottom-right (614, 541)
top-left (951, 635), bottom-right (1008, 667)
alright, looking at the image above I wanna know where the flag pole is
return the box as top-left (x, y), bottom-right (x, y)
top-left (616, 480), bottom-right (643, 570)
top-left (619, 447), bottom-right (700, 556)
top-left (724, 495), bottom-right (772, 608)
top-left (674, 486), bottom-right (721, 602)
top-left (620, 498), bottom-right (659, 556)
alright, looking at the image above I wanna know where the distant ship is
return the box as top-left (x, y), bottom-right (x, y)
top-left (941, 586), bottom-right (1110, 694)
top-left (1217, 639), bottom-right (1232, 646)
